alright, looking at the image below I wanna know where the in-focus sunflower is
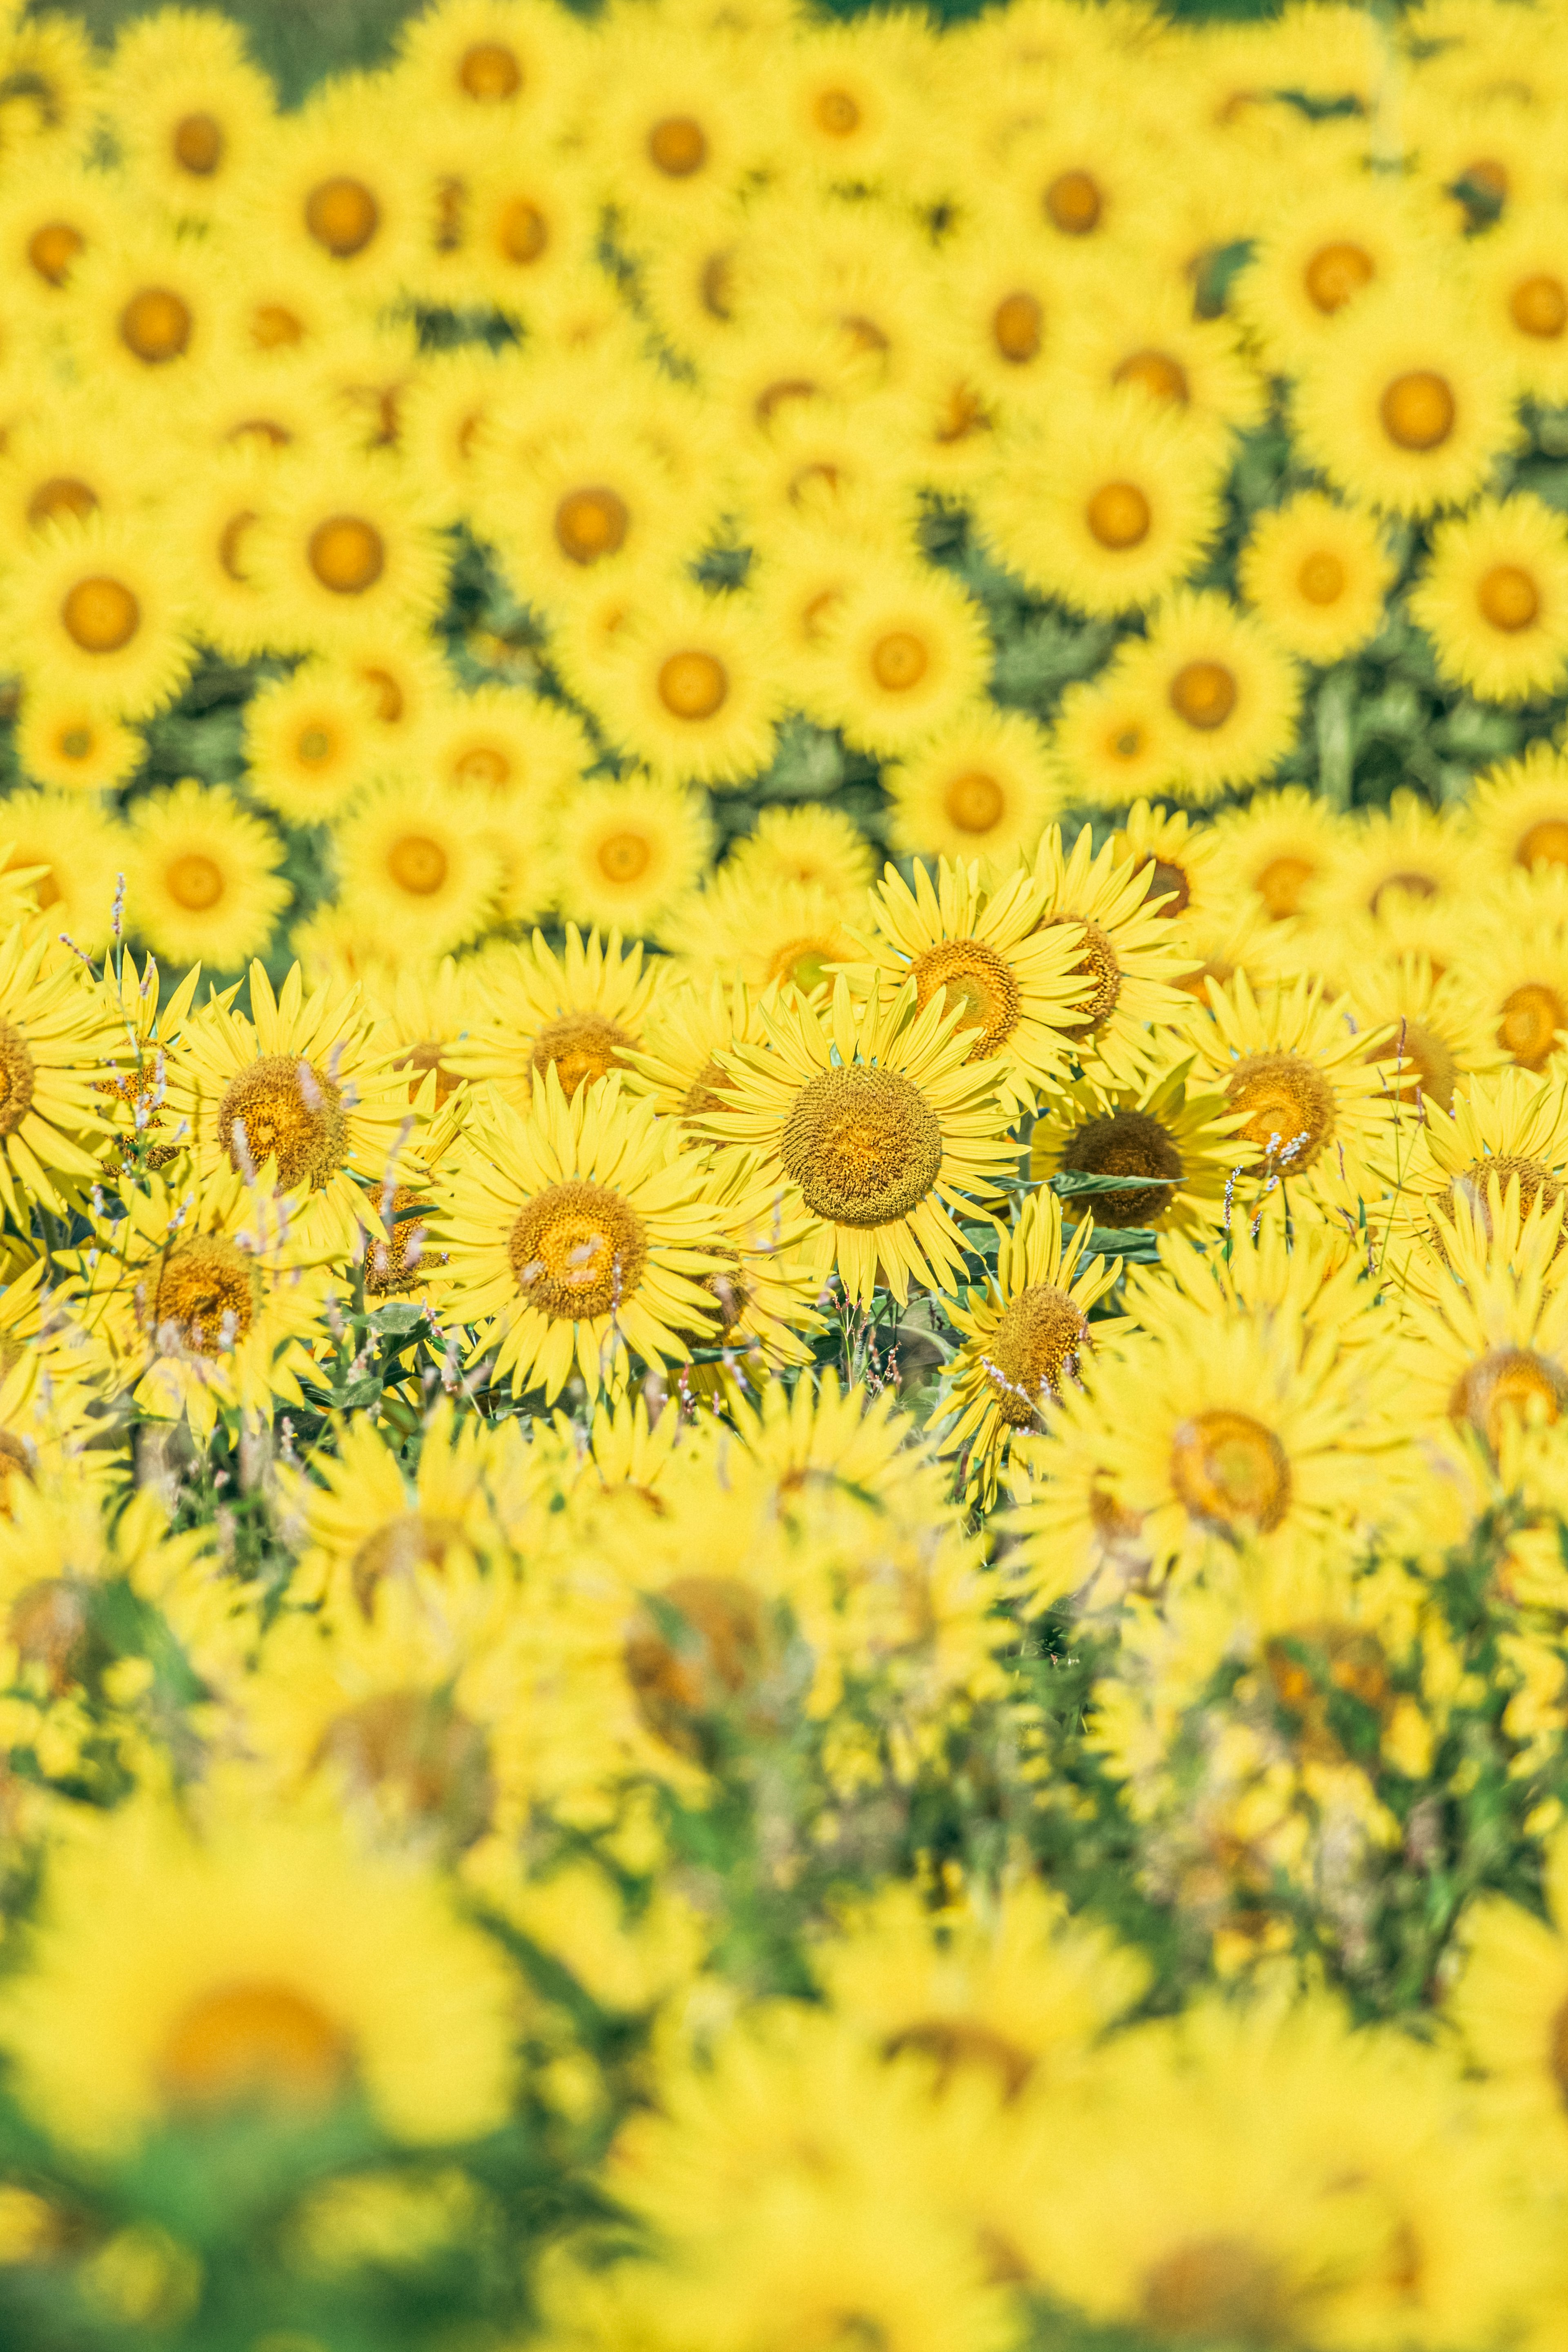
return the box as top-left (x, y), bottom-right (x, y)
top-left (1469, 742), bottom-right (1568, 878)
top-left (845, 857), bottom-right (1093, 1115)
top-left (243, 662), bottom-right (386, 825)
top-left (681, 869), bottom-right (860, 996)
top-left (547, 773), bottom-right (711, 943)
top-left (0, 788), bottom-right (126, 957)
top-left (123, 779), bottom-right (289, 972)
top-left (1116, 589), bottom-right (1303, 802)
top-left (333, 776), bottom-right (502, 959)
top-left (944, 1186), bottom-right (1123, 1499)
top-left (1408, 492), bottom-right (1568, 703)
top-left (420, 684), bottom-right (589, 807)
top-left (452, 925), bottom-right (664, 1110)
top-left (0, 922), bottom-right (117, 1222)
top-left (974, 390), bottom-right (1224, 617)
top-left (1188, 968), bottom-right (1396, 1209)
top-left (1018, 823), bottom-right (1196, 1085)
top-left (170, 961), bottom-right (411, 1254)
top-left (14, 692), bottom-right (140, 795)
top-left (1237, 492), bottom-right (1396, 664)
top-left (810, 563), bottom-right (991, 757)
top-left (251, 451), bottom-right (449, 657)
top-left (586, 585), bottom-right (784, 788)
top-left (1048, 660), bottom-right (1186, 810)
top-left (1292, 280), bottom-right (1519, 515)
top-left (1208, 784), bottom-right (1349, 923)
top-left (721, 804), bottom-right (873, 911)
top-left (1029, 1051), bottom-right (1250, 1238)
top-left (441, 1067), bottom-right (720, 1403)
top-left (884, 708), bottom-right (1062, 864)
top-left (1, 513), bottom-right (194, 721)
top-left (702, 974), bottom-right (1017, 1305)
top-left (1109, 800), bottom-right (1225, 936)
top-left (1391, 1062), bottom-right (1568, 1248)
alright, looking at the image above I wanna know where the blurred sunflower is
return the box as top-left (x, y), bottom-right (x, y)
top-left (681, 869), bottom-right (860, 996)
top-left (1117, 589), bottom-right (1303, 802)
top-left (1470, 742), bottom-right (1568, 878)
top-left (333, 776), bottom-right (503, 959)
top-left (1345, 952), bottom-right (1503, 1117)
top-left (14, 692), bottom-right (140, 795)
top-left (1238, 492), bottom-right (1396, 665)
top-left (1208, 784), bottom-right (1349, 922)
top-left (1408, 492), bottom-right (1568, 704)
top-left (2, 512), bottom-right (194, 721)
top-left (0, 922), bottom-right (116, 1223)
top-left (547, 773), bottom-right (711, 943)
top-left (588, 586), bottom-right (784, 788)
top-left (421, 684), bottom-right (590, 807)
top-left (1188, 969), bottom-right (1396, 1206)
top-left (884, 708), bottom-right (1061, 864)
top-left (811, 562), bottom-right (991, 757)
top-left (1048, 659), bottom-right (1186, 810)
top-left (243, 662), bottom-right (387, 827)
top-left (453, 925), bottom-right (664, 1110)
top-left (251, 452), bottom-right (449, 657)
top-left (722, 804), bottom-right (873, 910)
top-left (624, 973), bottom-right (771, 1133)
top-left (104, 6), bottom-right (276, 226)
top-left (123, 779), bottom-right (289, 973)
top-left (0, 788), bottom-right (126, 958)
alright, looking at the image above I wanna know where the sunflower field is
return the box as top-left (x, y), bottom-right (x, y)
top-left (12, 0), bottom-right (1568, 2343)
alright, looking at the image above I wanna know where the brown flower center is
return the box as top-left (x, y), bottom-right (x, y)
top-left (813, 88), bottom-right (860, 136)
top-left (172, 110), bottom-right (224, 174)
top-left (459, 39), bottom-right (521, 99)
top-left (658, 649), bottom-right (727, 719)
top-left (1142, 2237), bottom-right (1286, 2342)
top-left (1517, 818), bottom-right (1568, 869)
top-left (530, 1010), bottom-right (635, 1097)
top-left (781, 1063), bottom-right (943, 1226)
top-left (1478, 564), bottom-right (1540, 631)
top-left (160, 1984), bottom-right (350, 2115)
top-left (218, 1054), bottom-right (347, 1187)
top-left (119, 285), bottom-right (191, 363)
top-left (508, 1179), bottom-right (647, 1319)
top-left (982, 1283), bottom-right (1088, 1426)
top-left (1113, 347), bottom-right (1188, 402)
top-left (0, 1020), bottom-right (36, 1138)
top-left (882, 2018), bottom-right (1035, 2100)
top-left (152, 1235), bottom-right (256, 1355)
top-left (1225, 1049), bottom-right (1335, 1172)
top-left (27, 475), bottom-right (96, 530)
top-left (1045, 168), bottom-right (1101, 234)
top-left (1451, 1346), bottom-right (1568, 1448)
top-left (314, 1689), bottom-right (492, 1843)
top-left (910, 939), bottom-right (1021, 1056)
top-left (9, 1575), bottom-right (85, 1691)
top-left (871, 630), bottom-right (929, 692)
top-left (166, 852), bottom-right (224, 912)
top-left (1170, 1408), bottom-right (1292, 1533)
top-left (992, 291), bottom-right (1042, 363)
top-left (349, 1510), bottom-right (467, 1613)
top-left (1253, 853), bottom-right (1315, 919)
top-left (364, 1184), bottom-right (440, 1298)
top-left (62, 575), bottom-right (138, 654)
top-left (555, 486), bottom-right (628, 564)
top-left (1512, 273), bottom-right (1568, 339)
top-left (1170, 659), bottom-right (1237, 731)
top-left (1364, 1016), bottom-right (1458, 1111)
top-left (1380, 370), bottom-right (1455, 452)
top-left (304, 175), bottom-right (379, 258)
top-left (943, 769), bottom-right (1005, 833)
top-left (597, 830), bottom-right (651, 884)
top-left (1498, 980), bottom-right (1564, 1069)
top-left (388, 834), bottom-right (448, 896)
top-left (648, 115), bottom-right (706, 176)
top-left (1059, 1106), bottom-right (1183, 1224)
top-left (1086, 481), bottom-right (1151, 550)
top-left (27, 220), bottom-right (81, 285)
top-left (252, 301), bottom-right (303, 350)
top-left (308, 515), bottom-right (384, 595)
top-left (1134, 854), bottom-right (1191, 916)
top-left (1297, 550), bottom-right (1345, 606)
top-left (1304, 239), bottom-right (1374, 313)
top-left (1045, 915), bottom-right (1122, 1029)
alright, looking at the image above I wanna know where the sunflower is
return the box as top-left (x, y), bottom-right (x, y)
top-left (1109, 800), bottom-right (1225, 937)
top-left (680, 869), bottom-right (861, 996)
top-left (103, 7), bottom-right (276, 224)
top-left (722, 804), bottom-right (874, 912)
top-left (0, 390), bottom-right (154, 564)
top-left (1393, 1201), bottom-right (1568, 1454)
top-left (1312, 791), bottom-right (1471, 929)
top-left (1, 512), bottom-right (194, 721)
top-left (441, 1067), bottom-right (720, 1404)
top-left (452, 925), bottom-right (665, 1111)
top-left (924, 207), bottom-right (1076, 422)
top-left (1233, 170), bottom-right (1447, 370)
top-left (250, 450), bottom-right (449, 657)
top-left (1237, 492), bottom-right (1397, 665)
top-left (420, 684), bottom-right (590, 808)
top-left (236, 82), bottom-right (422, 303)
top-left (62, 227), bottom-right (223, 393)
top-left (974, 390), bottom-right (1225, 618)
top-left (395, 0), bottom-right (581, 127)
top-left (0, 160), bottom-right (118, 319)
top-left (1470, 742), bottom-right (1568, 879)
top-left (1016, 822), bottom-right (1196, 1085)
top-left (1207, 784), bottom-right (1350, 923)
top-left (883, 707), bottom-right (1061, 864)
top-left (1115, 589), bottom-right (1303, 802)
top-left (731, 391), bottom-right (924, 552)
top-left (805, 563), bottom-right (990, 758)
top-left (845, 857), bottom-right (1094, 1115)
top-left (333, 775), bottom-right (503, 959)
top-left (547, 773), bottom-right (711, 944)
top-left (1344, 952), bottom-right (1503, 1117)
top-left (327, 628), bottom-right (451, 741)
top-left (1391, 1063), bottom-right (1568, 1248)
top-left (701, 974), bottom-right (1016, 1305)
top-left (1472, 204), bottom-right (1568, 404)
top-left (777, 17), bottom-right (927, 190)
top-left (1450, 1827), bottom-right (1568, 2128)
top-left (1059, 273), bottom-right (1268, 443)
top-left (169, 960), bottom-right (412, 1255)
top-left (0, 1798), bottom-right (515, 2157)
top-left (360, 954), bottom-right (477, 1118)
top-left (14, 691), bottom-right (140, 795)
top-left (464, 145), bottom-right (600, 321)
top-left (1029, 1051), bottom-right (1251, 1238)
top-left (943, 1186), bottom-right (1123, 1499)
top-left (1187, 968), bottom-right (1397, 1212)
top-left (0, 12), bottom-right (98, 158)
top-left (1047, 660), bottom-right (1187, 810)
top-left (123, 780), bottom-right (290, 973)
top-left (1291, 279), bottom-right (1519, 516)
top-left (0, 789), bottom-right (127, 958)
top-left (1003, 91), bottom-right (1172, 259)
top-left (1408, 492), bottom-right (1568, 704)
top-left (622, 972), bottom-right (773, 1137)
top-left (68, 1159), bottom-right (335, 1440)
top-left (586, 585), bottom-right (784, 789)
top-left (243, 662), bottom-right (388, 825)
top-left (589, 30), bottom-right (767, 238)
top-left (169, 443), bottom-right (287, 668)
top-left (1449, 891), bottom-right (1568, 1075)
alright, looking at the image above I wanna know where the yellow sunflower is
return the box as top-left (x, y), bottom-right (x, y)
top-left (62, 227), bottom-right (224, 393)
top-left (234, 81), bottom-right (422, 303)
top-left (1408, 492), bottom-right (1568, 704)
top-left (585, 584), bottom-right (784, 788)
top-left (1310, 790), bottom-right (1471, 929)
top-left (546, 773), bottom-right (712, 944)
top-left (123, 780), bottom-right (289, 973)
top-left (14, 691), bottom-right (140, 795)
top-left (883, 708), bottom-right (1062, 864)
top-left (243, 661), bottom-right (389, 825)
top-left (1237, 492), bottom-right (1396, 665)
top-left (943, 1185), bottom-right (1123, 1500)
top-left (1207, 784), bottom-right (1350, 923)
top-left (0, 788), bottom-right (127, 959)
top-left (1392, 1207), bottom-right (1568, 1455)
top-left (720, 804), bottom-right (875, 913)
top-left (809, 562), bottom-right (992, 757)
top-left (1388, 1062), bottom-right (1568, 1250)
top-left (90, 950), bottom-right (205, 1174)
top-left (451, 924), bottom-right (665, 1111)
top-left (419, 684), bottom-right (590, 808)
top-left (103, 7), bottom-right (276, 225)
top-left (1115, 589), bottom-right (1303, 802)
top-left (1234, 170), bottom-right (1446, 370)
top-left (678, 869), bottom-right (862, 996)
top-left (843, 855), bottom-right (1094, 1115)
top-left (250, 451), bottom-right (450, 657)
top-left (1, 513), bottom-right (194, 721)
top-left (333, 776), bottom-right (503, 958)
top-left (1047, 659), bottom-right (1187, 810)
top-left (1029, 1050), bottom-right (1250, 1238)
top-left (168, 960), bottom-right (412, 1255)
top-left (1015, 822), bottom-right (1197, 1085)
top-left (1343, 952), bottom-right (1504, 1118)
top-left (1449, 887), bottom-right (1568, 1075)
top-left (686, 1151), bottom-right (828, 1390)
top-left (1109, 800), bottom-right (1226, 937)
top-left (701, 974), bottom-right (1018, 1306)
top-left (440, 1067), bottom-right (721, 1404)
top-left (622, 972), bottom-right (773, 1135)
top-left (1472, 204), bottom-right (1568, 405)
top-left (1469, 742), bottom-right (1568, 880)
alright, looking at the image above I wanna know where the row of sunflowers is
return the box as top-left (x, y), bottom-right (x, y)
top-left (3, 0), bottom-right (1568, 2344)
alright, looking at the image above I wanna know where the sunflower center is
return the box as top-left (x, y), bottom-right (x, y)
top-left (350, 1510), bottom-right (466, 1612)
top-left (1479, 563), bottom-right (1540, 631)
top-left (782, 1063), bottom-right (943, 1226)
top-left (766, 937), bottom-right (832, 992)
top-left (498, 197), bottom-right (548, 263)
top-left (166, 852), bottom-right (224, 912)
top-left (871, 630), bottom-right (929, 692)
top-left (658, 649), bottom-right (727, 719)
top-left (1171, 1408), bottom-right (1291, 1533)
top-left (1136, 853), bottom-right (1191, 916)
top-left (252, 301), bottom-right (303, 349)
top-left (983, 1283), bottom-right (1087, 1426)
top-left (27, 475), bottom-right (95, 530)
top-left (154, 1237), bottom-right (254, 1359)
top-left (624, 1573), bottom-right (771, 1757)
top-left (217, 508), bottom-right (257, 582)
top-left (305, 175), bottom-right (380, 258)
top-left (61, 575), bottom-right (139, 654)
top-left (119, 285), bottom-right (191, 363)
top-left (882, 2018), bottom-right (1036, 2101)
top-left (315, 1689), bottom-right (492, 1841)
top-left (1297, 550), bottom-right (1345, 606)
top-left (597, 829), bottom-right (651, 884)
top-left (555, 486), bottom-right (628, 564)
top-left (0, 1019), bottom-right (37, 1139)
top-left (1365, 1016), bottom-right (1458, 1111)
top-left (910, 939), bottom-right (1021, 1056)
top-left (453, 745), bottom-right (509, 789)
top-left (1142, 2237), bottom-right (1285, 2343)
top-left (1226, 1050), bottom-right (1335, 1172)
top-left (1381, 370), bottom-right (1455, 452)
top-left (648, 115), bottom-right (706, 176)
top-left (388, 834), bottom-right (448, 896)
top-left (160, 1982), bottom-right (350, 2115)
top-left (1113, 347), bottom-right (1189, 402)
top-left (59, 726), bottom-right (93, 760)
top-left (1169, 659), bottom-right (1236, 731)
top-left (27, 220), bottom-right (81, 285)
top-left (1452, 1152), bottom-right (1561, 1234)
top-left (308, 515), bottom-right (384, 595)
top-left (943, 769), bottom-right (1005, 833)
top-left (1045, 168), bottom-right (1101, 234)
top-left (459, 39), bottom-right (521, 99)
top-left (1043, 915), bottom-right (1121, 1029)
top-left (172, 110), bottom-right (223, 174)
top-left (680, 1056), bottom-right (731, 1120)
top-left (1519, 818), bottom-right (1568, 868)
top-left (1087, 481), bottom-right (1151, 550)
top-left (530, 1010), bottom-right (634, 1096)
top-left (992, 291), bottom-right (1042, 362)
top-left (1060, 1107), bottom-right (1183, 1225)
top-left (1499, 981), bottom-right (1563, 1069)
top-left (508, 1178), bottom-right (648, 1319)
top-left (813, 87), bottom-right (860, 136)
top-left (1451, 1346), bottom-right (1568, 1448)
top-left (218, 1054), bottom-right (347, 1188)
top-left (1253, 853), bottom-right (1314, 919)
top-left (1512, 273), bottom-right (1568, 339)
top-left (1304, 239), bottom-right (1374, 313)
